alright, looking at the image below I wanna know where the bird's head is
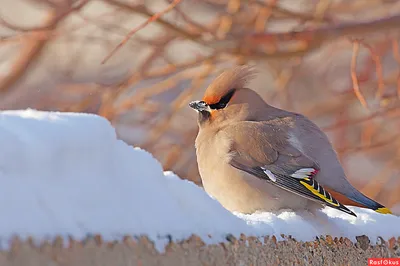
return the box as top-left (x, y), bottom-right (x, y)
top-left (189, 65), bottom-right (267, 127)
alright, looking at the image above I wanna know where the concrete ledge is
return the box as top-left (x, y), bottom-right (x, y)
top-left (2, 235), bottom-right (399, 266)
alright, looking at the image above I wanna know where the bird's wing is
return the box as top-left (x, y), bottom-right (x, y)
top-left (225, 119), bottom-right (356, 216)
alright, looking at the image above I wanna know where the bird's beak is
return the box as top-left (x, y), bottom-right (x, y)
top-left (189, 100), bottom-right (211, 112)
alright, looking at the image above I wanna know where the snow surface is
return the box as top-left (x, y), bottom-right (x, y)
top-left (0, 109), bottom-right (399, 252)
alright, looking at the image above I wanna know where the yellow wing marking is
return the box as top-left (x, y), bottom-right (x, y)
top-left (300, 179), bottom-right (340, 207)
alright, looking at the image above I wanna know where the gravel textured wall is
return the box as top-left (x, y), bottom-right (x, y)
top-left (2, 234), bottom-right (400, 266)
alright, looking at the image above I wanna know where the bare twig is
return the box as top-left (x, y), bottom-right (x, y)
top-left (350, 40), bottom-right (369, 109)
top-left (101, 0), bottom-right (183, 64)
top-left (0, 16), bottom-right (54, 32)
top-left (248, 0), bottom-right (333, 23)
top-left (323, 104), bottom-right (400, 131)
top-left (392, 39), bottom-right (400, 99)
top-left (248, 14), bottom-right (400, 44)
top-left (104, 0), bottom-right (201, 42)
top-left (358, 42), bottom-right (386, 99)
top-left (338, 133), bottom-right (399, 154)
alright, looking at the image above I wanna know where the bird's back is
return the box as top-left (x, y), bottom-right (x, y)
top-left (252, 105), bottom-right (349, 184)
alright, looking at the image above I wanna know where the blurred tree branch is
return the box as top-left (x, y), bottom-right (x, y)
top-left (101, 0), bottom-right (183, 64)
top-left (0, 0), bottom-right (89, 93)
top-left (248, 14), bottom-right (400, 44)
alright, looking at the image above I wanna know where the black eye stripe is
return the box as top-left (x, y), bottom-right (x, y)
top-left (209, 89), bottom-right (236, 110)
top-left (209, 102), bottom-right (227, 109)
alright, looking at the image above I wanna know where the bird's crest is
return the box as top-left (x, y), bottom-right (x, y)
top-left (203, 65), bottom-right (257, 105)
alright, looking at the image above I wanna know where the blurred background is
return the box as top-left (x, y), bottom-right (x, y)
top-left (1, 0), bottom-right (400, 212)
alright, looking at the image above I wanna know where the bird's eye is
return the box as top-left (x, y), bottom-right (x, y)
top-left (209, 89), bottom-right (236, 110)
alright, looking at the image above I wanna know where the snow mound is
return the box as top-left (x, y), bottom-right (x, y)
top-left (0, 109), bottom-right (399, 252)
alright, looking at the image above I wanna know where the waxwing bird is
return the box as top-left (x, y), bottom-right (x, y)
top-left (189, 65), bottom-right (392, 217)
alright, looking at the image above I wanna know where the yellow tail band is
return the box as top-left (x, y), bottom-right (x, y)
top-left (375, 207), bottom-right (393, 214)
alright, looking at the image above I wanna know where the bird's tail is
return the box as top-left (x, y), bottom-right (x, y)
top-left (330, 187), bottom-right (392, 215)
